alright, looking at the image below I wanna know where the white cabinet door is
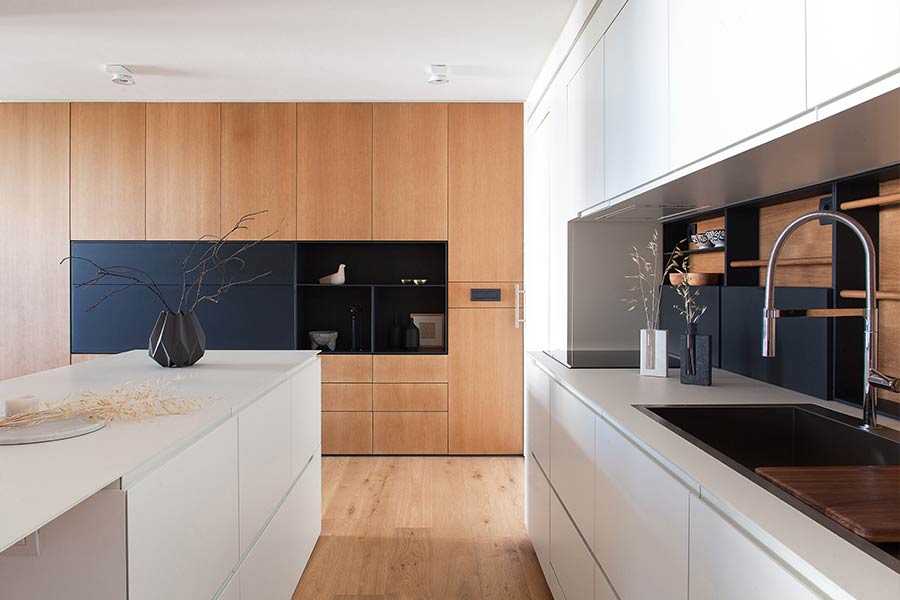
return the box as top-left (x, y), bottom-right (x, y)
top-left (240, 454), bottom-right (322, 600)
top-left (128, 418), bottom-right (239, 600)
top-left (689, 496), bottom-right (820, 600)
top-left (594, 415), bottom-right (689, 600)
top-left (526, 359), bottom-right (551, 472)
top-left (239, 379), bottom-right (293, 556)
top-left (525, 108), bottom-right (551, 352)
top-left (595, 563), bottom-right (617, 600)
top-left (807, 1), bottom-right (900, 107)
top-left (550, 491), bottom-right (595, 600)
top-left (292, 362), bottom-right (322, 478)
top-left (526, 453), bottom-right (551, 576)
top-left (550, 382), bottom-right (595, 547)
top-left (604, 0), bottom-right (668, 198)
top-left (567, 38), bottom-right (604, 214)
top-left (669, 0), bottom-right (806, 168)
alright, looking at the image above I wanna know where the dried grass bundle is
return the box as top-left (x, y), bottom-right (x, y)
top-left (0, 378), bottom-right (210, 428)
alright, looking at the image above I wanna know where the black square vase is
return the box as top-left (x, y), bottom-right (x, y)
top-left (680, 333), bottom-right (711, 386)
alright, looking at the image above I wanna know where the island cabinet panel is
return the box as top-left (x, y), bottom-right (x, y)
top-left (0, 103), bottom-right (70, 380)
top-left (550, 491), bottom-right (595, 600)
top-left (146, 103), bottom-right (221, 240)
top-left (688, 496), bottom-right (820, 600)
top-left (525, 454), bottom-right (552, 583)
top-left (525, 359), bottom-right (551, 472)
top-left (297, 103), bottom-right (373, 240)
top-left (221, 103), bottom-right (296, 239)
top-left (549, 382), bottom-right (595, 545)
top-left (373, 103), bottom-right (448, 240)
top-left (237, 379), bottom-right (293, 556)
top-left (292, 361), bottom-right (322, 478)
top-left (127, 418), bottom-right (239, 600)
top-left (594, 414), bottom-right (690, 600)
top-left (70, 102), bottom-right (146, 240)
top-left (240, 455), bottom-right (321, 600)
top-left (373, 411), bottom-right (448, 454)
top-left (448, 103), bottom-right (523, 282)
top-left (448, 307), bottom-right (523, 454)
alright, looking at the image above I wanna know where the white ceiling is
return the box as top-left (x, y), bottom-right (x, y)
top-left (0, 0), bottom-right (576, 101)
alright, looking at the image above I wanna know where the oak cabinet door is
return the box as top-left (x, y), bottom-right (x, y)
top-left (374, 103), bottom-right (448, 240)
top-left (449, 103), bottom-right (523, 281)
top-left (297, 103), bottom-right (373, 240)
top-left (448, 307), bottom-right (523, 454)
top-left (146, 103), bottom-right (221, 240)
top-left (71, 102), bottom-right (146, 240)
top-left (221, 103), bottom-right (296, 239)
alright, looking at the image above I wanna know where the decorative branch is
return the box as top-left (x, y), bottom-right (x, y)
top-left (622, 231), bottom-right (684, 330)
top-left (672, 256), bottom-right (708, 327)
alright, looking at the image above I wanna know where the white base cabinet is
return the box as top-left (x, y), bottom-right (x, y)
top-left (689, 496), bottom-right (820, 600)
top-left (549, 383), bottom-right (595, 545)
top-left (550, 491), bottom-right (595, 600)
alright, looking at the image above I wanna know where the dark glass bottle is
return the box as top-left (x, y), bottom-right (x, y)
top-left (404, 317), bottom-right (420, 350)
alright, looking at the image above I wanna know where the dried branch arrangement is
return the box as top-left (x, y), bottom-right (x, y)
top-left (0, 378), bottom-right (210, 428)
top-left (62, 211), bottom-right (277, 313)
top-left (673, 256), bottom-right (708, 326)
top-left (623, 230), bottom-right (682, 330)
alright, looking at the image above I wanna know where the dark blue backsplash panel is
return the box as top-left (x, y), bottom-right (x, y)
top-left (70, 242), bottom-right (296, 353)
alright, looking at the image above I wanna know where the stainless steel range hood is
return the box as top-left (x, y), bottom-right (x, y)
top-left (584, 87), bottom-right (900, 221)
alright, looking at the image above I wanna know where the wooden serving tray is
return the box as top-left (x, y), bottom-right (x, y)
top-left (755, 466), bottom-right (900, 542)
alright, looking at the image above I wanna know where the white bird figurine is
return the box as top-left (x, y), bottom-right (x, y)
top-left (319, 264), bottom-right (346, 285)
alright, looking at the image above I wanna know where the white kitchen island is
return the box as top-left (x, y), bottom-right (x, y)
top-left (0, 350), bottom-right (321, 600)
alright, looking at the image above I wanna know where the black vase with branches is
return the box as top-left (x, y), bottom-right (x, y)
top-left (63, 211), bottom-right (276, 367)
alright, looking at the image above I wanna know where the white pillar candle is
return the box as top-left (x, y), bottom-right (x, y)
top-left (5, 396), bottom-right (39, 417)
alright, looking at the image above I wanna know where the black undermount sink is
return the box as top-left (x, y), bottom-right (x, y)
top-left (636, 403), bottom-right (900, 570)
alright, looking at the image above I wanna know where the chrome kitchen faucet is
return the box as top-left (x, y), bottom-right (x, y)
top-left (762, 210), bottom-right (900, 430)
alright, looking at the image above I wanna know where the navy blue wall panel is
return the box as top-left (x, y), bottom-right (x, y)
top-left (660, 285), bottom-right (721, 368)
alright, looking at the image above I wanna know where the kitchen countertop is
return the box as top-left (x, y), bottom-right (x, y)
top-left (528, 351), bottom-right (900, 600)
top-left (0, 350), bottom-right (320, 553)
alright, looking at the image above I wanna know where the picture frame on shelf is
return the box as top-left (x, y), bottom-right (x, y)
top-left (410, 313), bottom-right (444, 349)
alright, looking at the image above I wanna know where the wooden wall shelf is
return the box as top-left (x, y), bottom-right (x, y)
top-left (729, 257), bottom-right (833, 268)
top-left (839, 192), bottom-right (900, 211)
top-left (839, 290), bottom-right (900, 301)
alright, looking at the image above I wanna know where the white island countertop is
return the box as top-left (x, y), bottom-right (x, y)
top-left (529, 351), bottom-right (900, 600)
top-left (0, 350), bottom-right (319, 553)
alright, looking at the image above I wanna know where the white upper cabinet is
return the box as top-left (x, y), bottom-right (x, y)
top-left (807, 0), bottom-right (900, 107)
top-left (604, 0), bottom-right (669, 199)
top-left (567, 39), bottom-right (605, 214)
top-left (668, 0), bottom-right (806, 169)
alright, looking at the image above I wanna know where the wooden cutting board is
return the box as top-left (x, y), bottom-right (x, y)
top-left (755, 466), bottom-right (900, 542)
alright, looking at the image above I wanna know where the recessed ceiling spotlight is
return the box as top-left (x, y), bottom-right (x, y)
top-left (105, 64), bottom-right (135, 86)
top-left (427, 64), bottom-right (450, 85)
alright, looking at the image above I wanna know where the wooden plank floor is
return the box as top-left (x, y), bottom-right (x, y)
top-left (293, 456), bottom-right (552, 600)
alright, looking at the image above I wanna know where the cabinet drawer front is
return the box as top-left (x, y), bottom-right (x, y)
top-left (594, 414), bottom-right (689, 600)
top-left (128, 418), bottom-right (238, 600)
top-left (238, 380), bottom-right (293, 556)
top-left (240, 455), bottom-right (321, 600)
top-left (526, 359), bottom-right (551, 472)
top-left (373, 354), bottom-right (448, 382)
top-left (549, 382), bottom-right (595, 546)
top-left (322, 411), bottom-right (373, 454)
top-left (373, 383), bottom-right (447, 411)
top-left (373, 412), bottom-right (448, 454)
top-left (321, 354), bottom-right (373, 383)
top-left (448, 282), bottom-right (519, 308)
top-left (292, 362), bottom-right (322, 479)
top-left (526, 454), bottom-right (551, 576)
top-left (322, 383), bottom-right (372, 411)
top-left (549, 492), bottom-right (595, 600)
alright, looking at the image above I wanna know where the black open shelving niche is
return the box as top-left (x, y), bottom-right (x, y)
top-left (70, 240), bottom-right (448, 357)
top-left (296, 241), bottom-right (448, 355)
top-left (658, 164), bottom-right (900, 418)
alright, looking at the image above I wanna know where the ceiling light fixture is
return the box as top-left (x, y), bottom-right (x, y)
top-left (105, 64), bottom-right (135, 86)
top-left (427, 64), bottom-right (450, 85)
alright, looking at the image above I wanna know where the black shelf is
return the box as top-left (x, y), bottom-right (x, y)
top-left (664, 247), bottom-right (724, 256)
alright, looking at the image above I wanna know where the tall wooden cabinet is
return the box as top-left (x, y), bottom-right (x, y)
top-left (297, 103), bottom-right (373, 240)
top-left (146, 103), bottom-right (221, 240)
top-left (221, 103), bottom-right (297, 239)
top-left (373, 103), bottom-right (448, 240)
top-left (71, 103), bottom-right (146, 240)
top-left (0, 103), bottom-right (70, 380)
